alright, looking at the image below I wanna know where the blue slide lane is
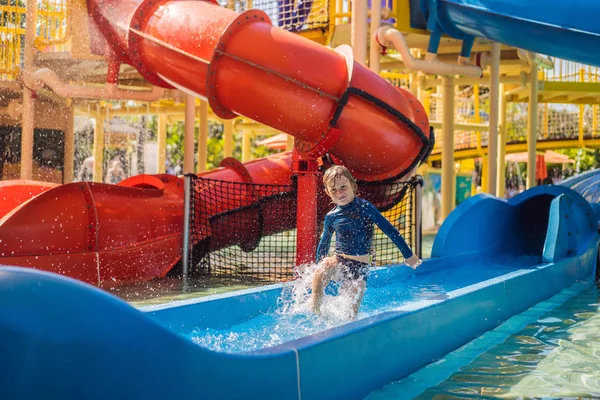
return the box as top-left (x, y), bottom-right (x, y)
top-left (422, 0), bottom-right (600, 66)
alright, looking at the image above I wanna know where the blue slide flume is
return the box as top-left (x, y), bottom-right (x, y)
top-left (419, 0), bottom-right (600, 66)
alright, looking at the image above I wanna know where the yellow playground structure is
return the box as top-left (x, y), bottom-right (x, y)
top-left (2, 0), bottom-right (600, 225)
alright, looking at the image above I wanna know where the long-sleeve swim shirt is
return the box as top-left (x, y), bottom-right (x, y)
top-left (316, 197), bottom-right (413, 263)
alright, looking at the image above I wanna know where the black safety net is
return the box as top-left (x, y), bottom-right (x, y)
top-left (219, 0), bottom-right (329, 32)
top-left (187, 176), bottom-right (298, 282)
top-left (186, 174), bottom-right (422, 282)
top-left (357, 176), bottom-right (422, 266)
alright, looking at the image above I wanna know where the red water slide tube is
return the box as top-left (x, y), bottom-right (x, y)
top-left (0, 180), bottom-right (58, 220)
top-left (87, 0), bottom-right (431, 182)
top-left (0, 153), bottom-right (299, 286)
top-left (0, 175), bottom-right (184, 285)
top-left (0, 1), bottom-right (431, 285)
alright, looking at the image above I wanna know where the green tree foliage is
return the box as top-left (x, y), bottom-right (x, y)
top-left (161, 120), bottom-right (281, 173)
top-left (165, 121), bottom-right (185, 173)
top-left (556, 148), bottom-right (600, 177)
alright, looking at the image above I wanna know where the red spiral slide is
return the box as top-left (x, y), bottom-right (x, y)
top-left (0, 0), bottom-right (430, 285)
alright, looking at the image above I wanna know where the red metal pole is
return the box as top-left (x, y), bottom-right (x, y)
top-left (294, 153), bottom-right (320, 266)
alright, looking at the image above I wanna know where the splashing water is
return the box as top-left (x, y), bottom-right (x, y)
top-left (188, 262), bottom-right (368, 353)
top-left (278, 262), bottom-right (366, 320)
top-left (186, 260), bottom-right (518, 353)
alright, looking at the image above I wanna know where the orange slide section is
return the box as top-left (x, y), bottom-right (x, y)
top-left (0, 0), bottom-right (431, 285)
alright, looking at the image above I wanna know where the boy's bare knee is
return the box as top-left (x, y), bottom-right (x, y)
top-left (313, 257), bottom-right (337, 286)
top-left (322, 256), bottom-right (337, 269)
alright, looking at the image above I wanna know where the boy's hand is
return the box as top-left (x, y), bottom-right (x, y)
top-left (404, 254), bottom-right (422, 270)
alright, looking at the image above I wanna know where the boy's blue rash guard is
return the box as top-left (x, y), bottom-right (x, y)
top-left (316, 197), bottom-right (413, 262)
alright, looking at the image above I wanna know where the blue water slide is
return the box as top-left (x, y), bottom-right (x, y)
top-left (417, 0), bottom-right (600, 66)
top-left (1, 185), bottom-right (598, 399)
top-left (562, 169), bottom-right (600, 223)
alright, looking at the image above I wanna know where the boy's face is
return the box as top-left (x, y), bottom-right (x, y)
top-left (325, 176), bottom-right (355, 206)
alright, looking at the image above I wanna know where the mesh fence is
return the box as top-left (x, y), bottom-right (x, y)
top-left (219, 0), bottom-right (329, 32)
top-left (188, 176), bottom-right (298, 282)
top-left (186, 174), bottom-right (422, 282)
top-left (0, 0), bottom-right (25, 80)
top-left (356, 176), bottom-right (422, 266)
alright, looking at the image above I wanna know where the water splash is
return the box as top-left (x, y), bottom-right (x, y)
top-left (188, 263), bottom-right (366, 353)
top-left (278, 262), bottom-right (365, 320)
top-left (186, 261), bottom-right (515, 354)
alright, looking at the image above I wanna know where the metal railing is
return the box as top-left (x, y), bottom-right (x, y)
top-left (0, 1), bottom-right (25, 79)
top-left (220, 0), bottom-right (330, 32)
top-left (1, 0), bottom-right (68, 80)
top-left (544, 60), bottom-right (600, 83)
top-left (35, 0), bottom-right (69, 50)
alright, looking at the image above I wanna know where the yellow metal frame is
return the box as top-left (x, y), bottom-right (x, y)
top-left (4, 0), bottom-right (600, 158)
top-left (428, 138), bottom-right (600, 162)
top-left (380, 71), bottom-right (411, 88)
top-left (34, 0), bottom-right (70, 50)
top-left (298, 28), bottom-right (329, 45)
top-left (0, 2), bottom-right (26, 77)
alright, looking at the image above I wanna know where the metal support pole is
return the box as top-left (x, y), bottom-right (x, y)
top-left (414, 177), bottom-right (423, 259)
top-left (63, 103), bottom-right (75, 183)
top-left (527, 63), bottom-right (539, 189)
top-left (578, 69), bottom-right (585, 147)
top-left (295, 157), bottom-right (319, 266)
top-left (20, 0), bottom-right (37, 180)
top-left (223, 119), bottom-right (234, 158)
top-left (410, 72), bottom-right (419, 97)
top-left (182, 174), bottom-right (192, 285)
top-left (93, 116), bottom-right (105, 182)
top-left (496, 84), bottom-right (507, 197)
top-left (242, 130), bottom-right (252, 162)
top-left (184, 94), bottom-right (195, 173)
top-left (157, 115), bottom-right (167, 173)
top-left (368, 0), bottom-right (381, 73)
top-left (487, 42), bottom-right (500, 196)
top-left (441, 76), bottom-right (455, 219)
top-left (351, 0), bottom-right (368, 65)
top-left (197, 101), bottom-right (208, 172)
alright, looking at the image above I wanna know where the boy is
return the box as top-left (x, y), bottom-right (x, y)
top-left (311, 165), bottom-right (422, 318)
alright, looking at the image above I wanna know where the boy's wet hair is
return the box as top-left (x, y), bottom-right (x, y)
top-left (323, 165), bottom-right (358, 192)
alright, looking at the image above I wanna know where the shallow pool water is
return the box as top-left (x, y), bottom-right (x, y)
top-left (366, 281), bottom-right (600, 399)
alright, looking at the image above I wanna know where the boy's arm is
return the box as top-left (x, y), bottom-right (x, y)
top-left (316, 215), bottom-right (334, 263)
top-left (364, 202), bottom-right (414, 259)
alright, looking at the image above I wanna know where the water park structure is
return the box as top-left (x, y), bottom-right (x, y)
top-left (1, 0), bottom-right (600, 398)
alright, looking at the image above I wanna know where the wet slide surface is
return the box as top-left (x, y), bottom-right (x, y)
top-left (433, 0), bottom-right (600, 66)
top-left (184, 259), bottom-right (522, 353)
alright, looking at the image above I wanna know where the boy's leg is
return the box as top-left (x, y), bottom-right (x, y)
top-left (311, 256), bottom-right (339, 313)
top-left (342, 279), bottom-right (366, 319)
